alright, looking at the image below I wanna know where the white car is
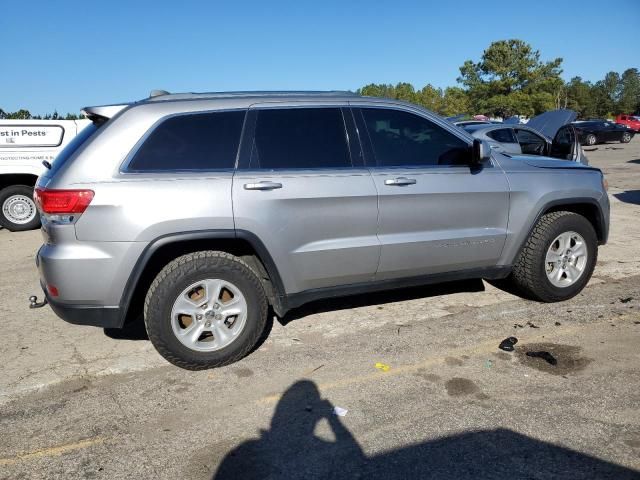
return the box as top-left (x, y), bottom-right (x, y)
top-left (0, 119), bottom-right (91, 230)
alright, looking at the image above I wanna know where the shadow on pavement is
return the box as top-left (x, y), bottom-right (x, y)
top-left (627, 159), bottom-right (640, 165)
top-left (614, 190), bottom-right (640, 206)
top-left (103, 315), bottom-right (148, 340)
top-left (212, 380), bottom-right (639, 480)
top-left (279, 278), bottom-right (486, 326)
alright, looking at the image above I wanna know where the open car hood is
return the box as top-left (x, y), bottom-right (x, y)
top-left (526, 109), bottom-right (578, 139)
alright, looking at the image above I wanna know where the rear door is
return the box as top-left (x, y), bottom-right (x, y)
top-left (232, 105), bottom-right (379, 294)
top-left (353, 105), bottom-right (509, 281)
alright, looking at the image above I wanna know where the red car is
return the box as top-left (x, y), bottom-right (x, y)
top-left (615, 114), bottom-right (640, 132)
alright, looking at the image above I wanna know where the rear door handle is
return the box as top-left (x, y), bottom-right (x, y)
top-left (243, 181), bottom-right (283, 191)
top-left (384, 177), bottom-right (417, 186)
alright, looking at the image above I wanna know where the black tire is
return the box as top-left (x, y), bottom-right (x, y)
top-left (621, 132), bottom-right (632, 143)
top-left (0, 185), bottom-right (41, 231)
top-left (508, 211), bottom-right (597, 302)
top-left (585, 134), bottom-right (597, 146)
top-left (144, 251), bottom-right (268, 370)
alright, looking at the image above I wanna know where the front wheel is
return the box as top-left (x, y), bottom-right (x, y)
top-left (0, 185), bottom-right (41, 231)
top-left (621, 132), bottom-right (632, 143)
top-left (144, 251), bottom-right (268, 370)
top-left (585, 134), bottom-right (597, 146)
top-left (509, 211), bottom-right (597, 302)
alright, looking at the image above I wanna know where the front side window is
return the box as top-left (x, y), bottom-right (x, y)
top-left (515, 128), bottom-right (547, 155)
top-left (360, 108), bottom-right (471, 167)
top-left (250, 108), bottom-right (351, 169)
top-left (487, 128), bottom-right (517, 144)
top-left (127, 110), bottom-right (245, 171)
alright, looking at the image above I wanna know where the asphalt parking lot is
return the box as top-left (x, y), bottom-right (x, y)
top-left (1, 139), bottom-right (640, 479)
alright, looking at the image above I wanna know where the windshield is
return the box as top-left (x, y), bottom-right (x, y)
top-left (47, 122), bottom-right (101, 176)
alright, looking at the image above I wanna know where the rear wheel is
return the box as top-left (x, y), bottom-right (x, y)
top-left (585, 134), bottom-right (597, 146)
top-left (144, 251), bottom-right (268, 370)
top-left (621, 132), bottom-right (632, 143)
top-left (508, 211), bottom-right (597, 302)
top-left (0, 185), bottom-right (40, 231)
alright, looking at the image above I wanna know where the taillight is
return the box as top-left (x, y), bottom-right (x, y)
top-left (34, 188), bottom-right (95, 214)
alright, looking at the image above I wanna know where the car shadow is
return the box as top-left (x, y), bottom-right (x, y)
top-left (628, 159), bottom-right (640, 165)
top-left (104, 315), bottom-right (148, 340)
top-left (614, 190), bottom-right (640, 205)
top-left (210, 379), bottom-right (639, 479)
top-left (278, 278), bottom-right (486, 326)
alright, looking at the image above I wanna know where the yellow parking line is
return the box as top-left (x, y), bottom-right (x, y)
top-left (0, 437), bottom-right (105, 466)
top-left (258, 317), bottom-right (633, 405)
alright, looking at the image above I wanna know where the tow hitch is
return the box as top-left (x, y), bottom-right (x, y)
top-left (29, 295), bottom-right (48, 309)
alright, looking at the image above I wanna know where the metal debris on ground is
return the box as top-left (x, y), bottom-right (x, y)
top-left (375, 362), bottom-right (391, 372)
top-left (498, 337), bottom-right (518, 352)
top-left (526, 351), bottom-right (558, 366)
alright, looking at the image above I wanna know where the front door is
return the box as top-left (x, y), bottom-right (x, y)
top-left (353, 106), bottom-right (510, 281)
top-left (233, 105), bottom-right (380, 294)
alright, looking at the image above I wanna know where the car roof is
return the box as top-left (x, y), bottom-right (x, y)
top-left (143, 90), bottom-right (361, 102)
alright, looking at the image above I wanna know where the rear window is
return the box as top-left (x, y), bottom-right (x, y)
top-left (127, 110), bottom-right (245, 171)
top-left (249, 108), bottom-right (351, 169)
top-left (487, 128), bottom-right (516, 143)
top-left (48, 123), bottom-right (101, 176)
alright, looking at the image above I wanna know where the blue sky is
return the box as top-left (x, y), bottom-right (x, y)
top-left (1, 0), bottom-right (638, 114)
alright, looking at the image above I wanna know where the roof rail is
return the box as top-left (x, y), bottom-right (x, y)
top-left (145, 90), bottom-right (358, 102)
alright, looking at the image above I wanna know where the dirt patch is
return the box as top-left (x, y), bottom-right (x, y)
top-left (415, 370), bottom-right (440, 382)
top-left (233, 368), bottom-right (254, 378)
top-left (445, 378), bottom-right (479, 396)
top-left (517, 343), bottom-right (591, 376)
top-left (444, 357), bottom-right (464, 366)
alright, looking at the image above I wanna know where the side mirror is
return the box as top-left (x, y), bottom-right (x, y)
top-left (472, 138), bottom-right (491, 165)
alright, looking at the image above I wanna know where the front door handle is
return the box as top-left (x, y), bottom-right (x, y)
top-left (243, 181), bottom-right (283, 191)
top-left (384, 177), bottom-right (417, 186)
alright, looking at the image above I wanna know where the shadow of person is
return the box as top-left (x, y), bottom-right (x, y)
top-left (213, 380), bottom-right (365, 480)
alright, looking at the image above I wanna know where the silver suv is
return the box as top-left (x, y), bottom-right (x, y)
top-left (33, 91), bottom-right (610, 370)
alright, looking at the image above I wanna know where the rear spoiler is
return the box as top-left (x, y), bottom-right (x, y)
top-left (80, 104), bottom-right (128, 123)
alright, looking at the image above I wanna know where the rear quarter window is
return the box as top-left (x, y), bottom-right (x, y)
top-left (127, 110), bottom-right (245, 172)
top-left (48, 123), bottom-right (101, 176)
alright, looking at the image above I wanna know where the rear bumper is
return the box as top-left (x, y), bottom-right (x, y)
top-left (46, 291), bottom-right (123, 328)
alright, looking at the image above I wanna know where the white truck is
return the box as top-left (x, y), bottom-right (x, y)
top-left (0, 119), bottom-right (91, 230)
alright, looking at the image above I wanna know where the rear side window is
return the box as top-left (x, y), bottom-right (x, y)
top-left (360, 108), bottom-right (471, 167)
top-left (487, 128), bottom-right (517, 143)
top-left (250, 108), bottom-right (351, 169)
top-left (127, 111), bottom-right (245, 171)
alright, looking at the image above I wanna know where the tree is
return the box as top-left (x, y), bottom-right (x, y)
top-left (441, 87), bottom-right (470, 116)
top-left (416, 84), bottom-right (443, 112)
top-left (457, 39), bottom-right (563, 117)
top-left (7, 109), bottom-right (32, 119)
top-left (566, 77), bottom-right (597, 118)
top-left (618, 68), bottom-right (640, 114)
top-left (0, 108), bottom-right (6, 119)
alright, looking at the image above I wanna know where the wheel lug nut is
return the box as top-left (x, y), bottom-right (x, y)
top-left (205, 321), bottom-right (211, 327)
top-left (215, 314), bottom-right (222, 320)
top-left (213, 303), bottom-right (220, 310)
top-left (196, 314), bottom-right (203, 320)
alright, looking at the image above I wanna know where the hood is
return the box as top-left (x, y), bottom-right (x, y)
top-left (510, 155), bottom-right (594, 170)
top-left (526, 109), bottom-right (578, 139)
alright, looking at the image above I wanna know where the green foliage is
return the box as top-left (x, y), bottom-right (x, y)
top-left (0, 108), bottom-right (83, 120)
top-left (360, 39), bottom-right (639, 119)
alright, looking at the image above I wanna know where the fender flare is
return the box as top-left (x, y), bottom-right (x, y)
top-left (511, 197), bottom-right (607, 265)
top-left (118, 229), bottom-right (287, 324)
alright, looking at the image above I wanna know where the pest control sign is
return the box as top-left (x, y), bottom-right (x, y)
top-left (0, 125), bottom-right (64, 147)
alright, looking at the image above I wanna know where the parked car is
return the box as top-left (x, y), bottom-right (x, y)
top-left (461, 109), bottom-right (587, 163)
top-left (615, 114), bottom-right (640, 132)
top-left (32, 91), bottom-right (610, 370)
top-left (453, 120), bottom-right (501, 127)
top-left (571, 120), bottom-right (634, 145)
top-left (0, 119), bottom-right (91, 230)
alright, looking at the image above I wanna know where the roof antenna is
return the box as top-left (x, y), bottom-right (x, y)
top-left (149, 89), bottom-right (170, 98)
